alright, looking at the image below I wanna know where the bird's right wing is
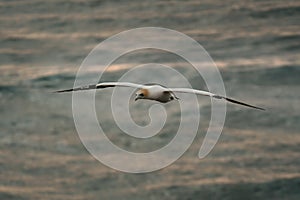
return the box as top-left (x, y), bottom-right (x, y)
top-left (168, 88), bottom-right (265, 110)
top-left (167, 88), bottom-right (215, 97)
top-left (55, 82), bottom-right (145, 93)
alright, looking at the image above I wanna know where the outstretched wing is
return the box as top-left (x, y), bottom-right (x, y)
top-left (168, 88), bottom-right (265, 111)
top-left (55, 82), bottom-right (145, 93)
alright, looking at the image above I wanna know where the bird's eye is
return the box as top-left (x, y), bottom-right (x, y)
top-left (139, 93), bottom-right (144, 97)
top-left (170, 96), bottom-right (174, 100)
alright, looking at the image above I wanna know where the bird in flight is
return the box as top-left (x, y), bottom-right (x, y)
top-left (55, 82), bottom-right (265, 110)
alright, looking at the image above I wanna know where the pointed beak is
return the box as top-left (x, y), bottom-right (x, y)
top-left (135, 93), bottom-right (144, 101)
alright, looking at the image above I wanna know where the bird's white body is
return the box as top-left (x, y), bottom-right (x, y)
top-left (137, 85), bottom-right (174, 103)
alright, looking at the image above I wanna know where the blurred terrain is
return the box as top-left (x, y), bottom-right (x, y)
top-left (0, 0), bottom-right (299, 199)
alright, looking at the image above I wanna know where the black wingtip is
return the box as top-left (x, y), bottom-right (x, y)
top-left (223, 97), bottom-right (266, 111)
top-left (53, 88), bottom-right (75, 93)
top-left (54, 84), bottom-right (98, 93)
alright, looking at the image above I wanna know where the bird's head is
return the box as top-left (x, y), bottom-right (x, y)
top-left (135, 89), bottom-right (149, 101)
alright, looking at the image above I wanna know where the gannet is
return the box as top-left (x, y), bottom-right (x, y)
top-left (55, 82), bottom-right (264, 110)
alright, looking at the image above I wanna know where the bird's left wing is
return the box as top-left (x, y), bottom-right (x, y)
top-left (55, 82), bottom-right (145, 93)
top-left (167, 88), bottom-right (265, 110)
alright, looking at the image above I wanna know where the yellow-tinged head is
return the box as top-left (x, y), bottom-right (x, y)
top-left (135, 89), bottom-right (149, 101)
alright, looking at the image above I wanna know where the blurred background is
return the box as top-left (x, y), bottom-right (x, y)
top-left (0, 0), bottom-right (299, 199)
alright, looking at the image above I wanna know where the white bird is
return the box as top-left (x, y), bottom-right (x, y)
top-left (55, 82), bottom-right (265, 110)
